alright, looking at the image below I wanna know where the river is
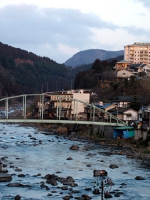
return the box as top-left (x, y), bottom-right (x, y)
top-left (0, 123), bottom-right (150, 200)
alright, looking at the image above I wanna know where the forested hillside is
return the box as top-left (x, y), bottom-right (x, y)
top-left (74, 58), bottom-right (118, 89)
top-left (0, 42), bottom-right (72, 97)
top-left (74, 58), bottom-right (150, 105)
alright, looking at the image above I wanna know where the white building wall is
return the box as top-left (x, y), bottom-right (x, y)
top-left (69, 89), bottom-right (90, 115)
top-left (119, 102), bottom-right (129, 108)
top-left (123, 109), bottom-right (138, 121)
top-left (49, 90), bottom-right (90, 117)
top-left (117, 70), bottom-right (134, 78)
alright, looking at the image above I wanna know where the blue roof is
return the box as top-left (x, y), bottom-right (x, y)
top-left (96, 103), bottom-right (112, 109)
top-left (139, 106), bottom-right (148, 112)
top-left (142, 106), bottom-right (147, 110)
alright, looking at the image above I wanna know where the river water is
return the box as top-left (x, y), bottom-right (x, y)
top-left (0, 123), bottom-right (150, 200)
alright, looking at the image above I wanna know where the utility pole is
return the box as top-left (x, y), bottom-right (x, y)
top-left (116, 107), bottom-right (118, 125)
top-left (71, 80), bottom-right (72, 91)
top-left (56, 81), bottom-right (58, 92)
top-left (47, 82), bottom-right (49, 92)
top-left (41, 83), bottom-right (44, 93)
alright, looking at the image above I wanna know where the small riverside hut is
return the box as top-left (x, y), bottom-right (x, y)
top-left (113, 126), bottom-right (135, 139)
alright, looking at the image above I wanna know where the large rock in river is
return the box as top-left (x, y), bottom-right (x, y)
top-left (7, 182), bottom-right (23, 187)
top-left (70, 145), bottom-right (79, 150)
top-left (109, 164), bottom-right (119, 169)
top-left (135, 176), bottom-right (145, 180)
top-left (0, 173), bottom-right (12, 182)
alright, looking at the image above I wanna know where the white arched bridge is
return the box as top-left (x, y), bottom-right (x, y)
top-left (0, 93), bottom-right (126, 127)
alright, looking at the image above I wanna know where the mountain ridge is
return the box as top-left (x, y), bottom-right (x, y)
top-left (64, 49), bottom-right (124, 67)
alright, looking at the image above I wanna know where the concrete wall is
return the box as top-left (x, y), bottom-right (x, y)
top-left (134, 129), bottom-right (148, 140)
top-left (117, 70), bottom-right (133, 78)
top-left (92, 125), bottom-right (114, 138)
top-left (71, 89), bottom-right (90, 115)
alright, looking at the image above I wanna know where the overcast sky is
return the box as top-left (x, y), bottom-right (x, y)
top-left (0, 0), bottom-right (150, 64)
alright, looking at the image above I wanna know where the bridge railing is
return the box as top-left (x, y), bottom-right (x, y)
top-left (0, 93), bottom-right (127, 126)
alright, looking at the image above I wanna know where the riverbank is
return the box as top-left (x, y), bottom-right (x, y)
top-left (0, 123), bottom-right (150, 200)
top-left (18, 122), bottom-right (150, 168)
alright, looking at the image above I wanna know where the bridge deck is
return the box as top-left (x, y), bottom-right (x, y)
top-left (0, 119), bottom-right (125, 126)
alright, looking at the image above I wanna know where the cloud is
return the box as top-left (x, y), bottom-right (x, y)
top-left (0, 4), bottom-right (119, 62)
top-left (57, 44), bottom-right (79, 56)
top-left (122, 26), bottom-right (150, 36)
top-left (134, 0), bottom-right (150, 8)
top-left (0, 3), bottom-right (150, 63)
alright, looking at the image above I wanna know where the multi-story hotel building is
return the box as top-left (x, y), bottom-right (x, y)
top-left (124, 42), bottom-right (150, 65)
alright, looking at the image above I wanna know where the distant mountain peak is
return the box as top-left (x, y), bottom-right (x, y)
top-left (64, 49), bottom-right (124, 67)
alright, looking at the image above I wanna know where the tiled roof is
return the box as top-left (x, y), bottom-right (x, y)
top-left (108, 107), bottom-right (129, 114)
top-left (117, 60), bottom-right (131, 63)
top-left (128, 63), bottom-right (146, 69)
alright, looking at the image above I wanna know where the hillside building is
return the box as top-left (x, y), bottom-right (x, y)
top-left (124, 42), bottom-right (150, 65)
top-left (114, 60), bottom-right (131, 71)
top-left (38, 89), bottom-right (90, 119)
top-left (116, 69), bottom-right (135, 79)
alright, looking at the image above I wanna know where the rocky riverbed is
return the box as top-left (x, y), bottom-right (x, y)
top-left (0, 123), bottom-right (150, 200)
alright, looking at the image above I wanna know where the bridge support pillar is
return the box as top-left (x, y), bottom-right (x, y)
top-left (22, 95), bottom-right (26, 119)
top-left (5, 98), bottom-right (8, 119)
